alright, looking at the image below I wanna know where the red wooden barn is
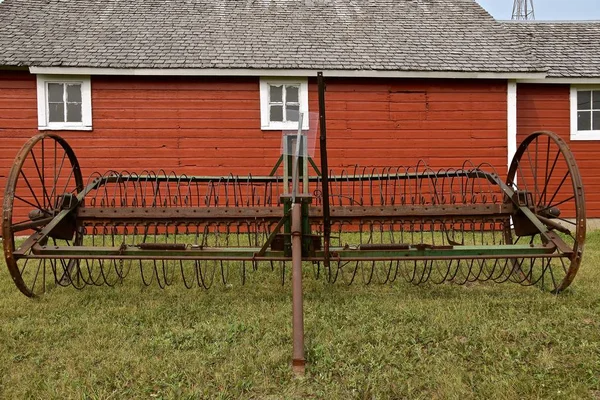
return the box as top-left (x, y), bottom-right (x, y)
top-left (0, 0), bottom-right (599, 226)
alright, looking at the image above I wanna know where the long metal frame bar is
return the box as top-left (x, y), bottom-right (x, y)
top-left (13, 169), bottom-right (573, 261)
top-left (30, 243), bottom-right (557, 260)
top-left (75, 204), bottom-right (515, 221)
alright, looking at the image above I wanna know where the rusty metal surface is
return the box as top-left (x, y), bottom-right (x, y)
top-left (2, 131), bottom-right (586, 297)
top-left (76, 204), bottom-right (514, 222)
top-left (505, 131), bottom-right (586, 292)
top-left (2, 133), bottom-right (83, 297)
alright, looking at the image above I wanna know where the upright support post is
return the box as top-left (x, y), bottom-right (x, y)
top-left (291, 112), bottom-right (305, 375)
top-left (317, 72), bottom-right (331, 276)
top-left (291, 201), bottom-right (305, 375)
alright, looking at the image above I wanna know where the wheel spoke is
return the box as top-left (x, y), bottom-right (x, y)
top-left (60, 166), bottom-right (75, 200)
top-left (19, 258), bottom-right (31, 275)
top-left (560, 257), bottom-right (568, 275)
top-left (552, 216), bottom-right (576, 226)
top-left (539, 195), bottom-right (575, 212)
top-left (546, 257), bottom-right (558, 291)
top-left (537, 149), bottom-right (561, 209)
top-left (543, 139), bottom-right (550, 206)
top-left (49, 148), bottom-right (68, 203)
top-left (29, 259), bottom-right (44, 294)
top-left (544, 171), bottom-right (570, 211)
top-left (525, 141), bottom-right (540, 207)
top-left (516, 159), bottom-right (532, 196)
top-left (18, 170), bottom-right (44, 211)
top-left (11, 217), bottom-right (53, 232)
top-left (13, 195), bottom-right (49, 214)
top-left (30, 148), bottom-right (52, 208)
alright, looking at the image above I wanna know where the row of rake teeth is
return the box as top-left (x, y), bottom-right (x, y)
top-left (58, 218), bottom-right (541, 289)
top-left (49, 257), bottom-right (556, 290)
top-left (79, 218), bottom-right (509, 249)
top-left (45, 161), bottom-right (553, 290)
top-left (82, 162), bottom-right (504, 209)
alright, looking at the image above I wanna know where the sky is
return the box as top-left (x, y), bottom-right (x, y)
top-left (476, 0), bottom-right (600, 20)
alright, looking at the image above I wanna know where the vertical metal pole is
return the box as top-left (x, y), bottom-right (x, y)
top-left (317, 72), bottom-right (331, 274)
top-left (291, 113), bottom-right (305, 375)
top-left (292, 113), bottom-right (304, 203)
top-left (291, 201), bottom-right (305, 375)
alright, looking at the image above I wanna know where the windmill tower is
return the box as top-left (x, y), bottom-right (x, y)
top-left (512, 0), bottom-right (535, 20)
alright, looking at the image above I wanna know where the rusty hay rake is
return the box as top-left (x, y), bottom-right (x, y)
top-left (2, 75), bottom-right (586, 374)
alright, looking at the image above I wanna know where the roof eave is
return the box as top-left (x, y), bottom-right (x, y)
top-left (518, 77), bottom-right (600, 83)
top-left (29, 66), bottom-right (547, 80)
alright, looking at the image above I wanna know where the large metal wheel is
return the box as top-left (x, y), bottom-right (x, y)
top-left (505, 131), bottom-right (586, 292)
top-left (3, 133), bottom-right (83, 297)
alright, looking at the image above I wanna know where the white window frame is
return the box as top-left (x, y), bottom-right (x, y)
top-left (570, 85), bottom-right (600, 140)
top-left (260, 78), bottom-right (309, 130)
top-left (36, 75), bottom-right (92, 131)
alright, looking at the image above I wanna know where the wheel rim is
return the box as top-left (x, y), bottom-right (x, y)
top-left (505, 131), bottom-right (586, 292)
top-left (2, 133), bottom-right (83, 297)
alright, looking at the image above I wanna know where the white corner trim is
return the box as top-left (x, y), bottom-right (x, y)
top-left (570, 85), bottom-right (600, 141)
top-left (507, 80), bottom-right (517, 169)
top-left (259, 77), bottom-right (309, 131)
top-left (36, 75), bottom-right (92, 131)
top-left (29, 66), bottom-right (547, 80)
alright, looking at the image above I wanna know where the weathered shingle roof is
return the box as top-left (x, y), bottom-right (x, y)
top-left (502, 21), bottom-right (600, 78)
top-left (0, 0), bottom-right (542, 73)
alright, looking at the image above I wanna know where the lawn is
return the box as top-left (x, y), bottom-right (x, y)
top-left (1, 233), bottom-right (600, 399)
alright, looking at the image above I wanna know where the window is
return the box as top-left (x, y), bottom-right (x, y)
top-left (260, 78), bottom-right (309, 130)
top-left (37, 75), bottom-right (92, 130)
top-left (570, 85), bottom-right (600, 140)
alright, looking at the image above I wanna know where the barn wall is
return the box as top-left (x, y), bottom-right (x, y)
top-left (516, 83), bottom-right (600, 217)
top-left (0, 71), bottom-right (509, 231)
top-left (0, 70), bottom-right (38, 173)
top-left (315, 78), bottom-right (508, 170)
top-left (0, 71), bottom-right (509, 185)
top-left (82, 76), bottom-right (508, 175)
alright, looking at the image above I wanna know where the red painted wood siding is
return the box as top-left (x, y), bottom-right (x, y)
top-left (516, 83), bottom-right (600, 217)
top-left (85, 76), bottom-right (508, 175)
top-left (0, 71), bottom-right (509, 230)
top-left (318, 78), bottom-right (508, 171)
top-left (0, 71), bottom-right (38, 172)
top-left (1, 72), bottom-right (509, 180)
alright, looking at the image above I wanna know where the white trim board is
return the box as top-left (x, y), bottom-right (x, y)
top-left (29, 67), bottom-right (547, 80)
top-left (259, 78), bottom-right (309, 131)
top-left (569, 85), bottom-right (600, 141)
top-left (36, 75), bottom-right (93, 131)
top-left (507, 80), bottom-right (517, 169)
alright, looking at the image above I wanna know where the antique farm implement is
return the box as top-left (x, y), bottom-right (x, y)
top-left (2, 75), bottom-right (585, 373)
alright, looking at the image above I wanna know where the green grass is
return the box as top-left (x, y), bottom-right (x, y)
top-left (1, 234), bottom-right (600, 399)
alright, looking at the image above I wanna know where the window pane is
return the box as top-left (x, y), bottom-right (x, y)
top-left (67, 84), bottom-right (82, 103)
top-left (49, 103), bottom-right (65, 122)
top-left (578, 91), bottom-right (591, 110)
top-left (592, 91), bottom-right (600, 110)
top-left (67, 103), bottom-right (82, 122)
top-left (286, 85), bottom-right (299, 103)
top-left (270, 85), bottom-right (283, 103)
top-left (270, 105), bottom-right (283, 122)
top-left (287, 105), bottom-right (300, 122)
top-left (593, 111), bottom-right (600, 130)
top-left (578, 111), bottom-right (591, 131)
top-left (48, 83), bottom-right (64, 103)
